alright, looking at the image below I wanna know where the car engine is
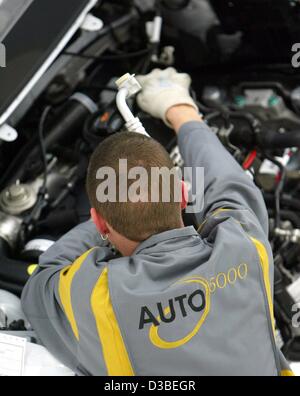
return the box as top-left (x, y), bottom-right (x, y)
top-left (1, 0), bottom-right (300, 364)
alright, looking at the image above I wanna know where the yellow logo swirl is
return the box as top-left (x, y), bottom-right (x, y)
top-left (149, 277), bottom-right (211, 349)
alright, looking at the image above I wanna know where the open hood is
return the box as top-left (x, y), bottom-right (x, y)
top-left (0, 0), bottom-right (33, 41)
top-left (0, 0), bottom-right (97, 128)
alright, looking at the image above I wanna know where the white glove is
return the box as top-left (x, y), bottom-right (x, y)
top-left (136, 68), bottom-right (198, 127)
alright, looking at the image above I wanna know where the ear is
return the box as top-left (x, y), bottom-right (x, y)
top-left (181, 181), bottom-right (188, 210)
top-left (90, 208), bottom-right (109, 236)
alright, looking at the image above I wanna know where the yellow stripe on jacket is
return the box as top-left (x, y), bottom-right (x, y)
top-left (59, 248), bottom-right (95, 341)
top-left (91, 267), bottom-right (134, 376)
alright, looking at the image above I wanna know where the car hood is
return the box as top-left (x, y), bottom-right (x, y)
top-left (0, 0), bottom-right (33, 42)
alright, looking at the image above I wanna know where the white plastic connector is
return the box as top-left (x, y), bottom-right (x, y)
top-left (115, 74), bottom-right (149, 137)
top-left (115, 73), bottom-right (142, 98)
top-left (146, 16), bottom-right (163, 44)
top-left (0, 124), bottom-right (18, 142)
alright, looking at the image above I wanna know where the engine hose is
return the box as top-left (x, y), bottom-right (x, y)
top-left (268, 209), bottom-right (300, 228)
top-left (43, 94), bottom-right (97, 149)
top-left (230, 129), bottom-right (300, 150)
top-left (228, 127), bottom-right (256, 148)
top-left (9, 94), bottom-right (97, 184)
top-left (206, 110), bottom-right (260, 148)
top-left (264, 193), bottom-right (300, 212)
top-left (259, 130), bottom-right (300, 149)
top-left (209, 109), bottom-right (300, 150)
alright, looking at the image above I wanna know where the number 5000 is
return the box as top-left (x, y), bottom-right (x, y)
top-left (208, 263), bottom-right (248, 293)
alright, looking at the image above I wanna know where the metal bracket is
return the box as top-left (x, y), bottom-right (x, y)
top-left (0, 124), bottom-right (18, 142)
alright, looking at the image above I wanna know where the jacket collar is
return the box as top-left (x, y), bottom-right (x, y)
top-left (133, 226), bottom-right (199, 255)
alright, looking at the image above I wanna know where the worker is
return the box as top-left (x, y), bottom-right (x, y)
top-left (21, 68), bottom-right (292, 376)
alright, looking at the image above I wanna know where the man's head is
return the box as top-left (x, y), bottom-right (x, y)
top-left (87, 132), bottom-right (187, 255)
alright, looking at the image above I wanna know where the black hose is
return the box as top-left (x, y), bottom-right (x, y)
top-left (8, 96), bottom-right (94, 185)
top-left (206, 109), bottom-right (261, 139)
top-left (264, 193), bottom-right (300, 212)
top-left (78, 13), bottom-right (136, 56)
top-left (263, 154), bottom-right (286, 228)
top-left (268, 209), bottom-right (300, 228)
top-left (206, 107), bottom-right (300, 150)
top-left (38, 106), bottom-right (52, 193)
top-left (64, 47), bottom-right (152, 62)
top-left (227, 126), bottom-right (256, 148)
top-left (230, 128), bottom-right (300, 150)
top-left (259, 130), bottom-right (300, 149)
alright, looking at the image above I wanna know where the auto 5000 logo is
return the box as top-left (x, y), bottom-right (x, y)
top-left (0, 43), bottom-right (6, 68)
top-left (139, 263), bottom-right (249, 349)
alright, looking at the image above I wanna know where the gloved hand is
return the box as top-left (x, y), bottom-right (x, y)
top-left (136, 68), bottom-right (198, 127)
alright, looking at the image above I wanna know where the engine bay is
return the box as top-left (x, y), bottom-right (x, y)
top-left (1, 0), bottom-right (300, 364)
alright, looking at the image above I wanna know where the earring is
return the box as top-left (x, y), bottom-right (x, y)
top-left (100, 234), bottom-right (109, 241)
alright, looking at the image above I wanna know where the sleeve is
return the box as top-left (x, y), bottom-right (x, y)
top-left (21, 221), bottom-right (115, 374)
top-left (177, 121), bottom-right (269, 239)
top-left (37, 220), bottom-right (106, 269)
top-left (178, 121), bottom-right (276, 311)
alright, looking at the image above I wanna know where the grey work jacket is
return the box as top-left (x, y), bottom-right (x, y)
top-left (21, 121), bottom-right (292, 376)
